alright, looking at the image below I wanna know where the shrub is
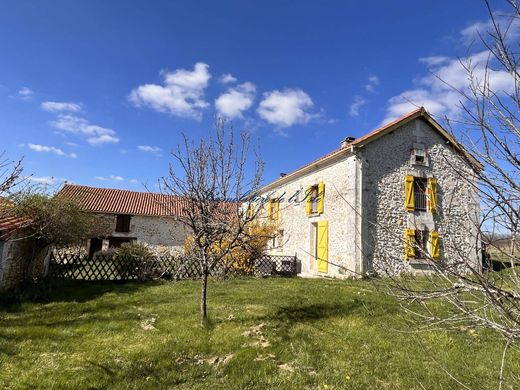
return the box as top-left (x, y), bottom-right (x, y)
top-left (183, 222), bottom-right (277, 275)
top-left (113, 242), bottom-right (156, 281)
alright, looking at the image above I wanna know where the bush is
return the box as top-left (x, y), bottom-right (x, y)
top-left (183, 222), bottom-right (278, 275)
top-left (113, 242), bottom-right (156, 281)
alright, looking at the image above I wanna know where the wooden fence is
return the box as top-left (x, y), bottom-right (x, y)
top-left (47, 252), bottom-right (298, 281)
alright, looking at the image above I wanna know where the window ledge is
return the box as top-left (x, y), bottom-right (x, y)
top-left (408, 259), bottom-right (440, 266)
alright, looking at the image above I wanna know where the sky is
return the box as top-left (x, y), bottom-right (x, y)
top-left (0, 0), bottom-right (506, 192)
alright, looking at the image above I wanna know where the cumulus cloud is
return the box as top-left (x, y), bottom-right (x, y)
top-left (50, 114), bottom-right (119, 145)
top-left (138, 145), bottom-right (162, 154)
top-left (365, 75), bottom-right (380, 93)
top-left (219, 73), bottom-right (237, 84)
top-left (41, 101), bottom-right (82, 112)
top-left (27, 143), bottom-right (77, 158)
top-left (129, 62), bottom-right (211, 120)
top-left (257, 88), bottom-right (315, 128)
top-left (349, 96), bottom-right (368, 117)
top-left (215, 82), bottom-right (256, 118)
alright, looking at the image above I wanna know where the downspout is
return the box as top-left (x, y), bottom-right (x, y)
top-left (351, 146), bottom-right (364, 277)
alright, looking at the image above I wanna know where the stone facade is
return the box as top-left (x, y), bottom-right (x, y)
top-left (259, 116), bottom-right (480, 278)
top-left (88, 213), bottom-right (189, 255)
top-left (359, 118), bottom-right (480, 275)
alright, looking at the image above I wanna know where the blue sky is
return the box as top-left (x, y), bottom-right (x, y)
top-left (0, 1), bottom-right (499, 191)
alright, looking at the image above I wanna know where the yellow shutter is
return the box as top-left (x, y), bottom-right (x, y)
top-left (404, 228), bottom-right (415, 260)
top-left (306, 186), bottom-right (312, 216)
top-left (274, 200), bottom-right (279, 222)
top-left (317, 220), bottom-right (328, 273)
top-left (428, 178), bottom-right (437, 213)
top-left (267, 199), bottom-right (272, 220)
top-left (405, 175), bottom-right (415, 211)
top-left (429, 231), bottom-right (440, 261)
top-left (317, 181), bottom-right (325, 214)
top-left (247, 204), bottom-right (253, 219)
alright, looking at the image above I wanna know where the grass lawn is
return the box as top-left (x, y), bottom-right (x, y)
top-left (1, 277), bottom-right (518, 389)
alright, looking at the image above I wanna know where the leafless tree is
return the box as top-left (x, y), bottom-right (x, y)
top-left (161, 118), bottom-right (265, 324)
top-left (375, 1), bottom-right (520, 385)
top-left (0, 153), bottom-right (22, 196)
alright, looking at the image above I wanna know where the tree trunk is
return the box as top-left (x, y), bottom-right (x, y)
top-left (200, 270), bottom-right (208, 325)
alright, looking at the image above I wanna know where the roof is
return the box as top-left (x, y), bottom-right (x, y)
top-left (0, 198), bottom-right (31, 239)
top-left (260, 108), bottom-right (482, 192)
top-left (57, 184), bottom-right (190, 217)
top-left (0, 215), bottom-right (30, 239)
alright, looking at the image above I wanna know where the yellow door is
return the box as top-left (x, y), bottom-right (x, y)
top-left (317, 220), bottom-right (328, 273)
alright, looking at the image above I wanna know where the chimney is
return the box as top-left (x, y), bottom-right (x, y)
top-left (279, 172), bottom-right (287, 178)
top-left (341, 136), bottom-right (356, 148)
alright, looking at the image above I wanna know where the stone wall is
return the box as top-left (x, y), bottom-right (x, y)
top-left (260, 153), bottom-right (360, 278)
top-left (102, 214), bottom-right (189, 252)
top-left (359, 118), bottom-right (480, 275)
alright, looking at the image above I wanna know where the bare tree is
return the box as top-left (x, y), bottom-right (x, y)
top-left (161, 119), bottom-right (265, 324)
top-left (375, 1), bottom-right (520, 385)
top-left (0, 153), bottom-right (22, 196)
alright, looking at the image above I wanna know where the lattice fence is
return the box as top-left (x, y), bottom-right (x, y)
top-left (48, 252), bottom-right (298, 281)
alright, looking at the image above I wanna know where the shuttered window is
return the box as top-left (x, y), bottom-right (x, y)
top-left (405, 175), bottom-right (437, 213)
top-left (306, 182), bottom-right (324, 216)
top-left (115, 214), bottom-right (131, 233)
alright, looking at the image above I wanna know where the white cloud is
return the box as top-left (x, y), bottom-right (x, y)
top-left (129, 179), bottom-right (139, 184)
top-left (219, 73), bottom-right (237, 84)
top-left (26, 176), bottom-right (57, 185)
top-left (50, 114), bottom-right (119, 145)
top-left (382, 49), bottom-right (516, 124)
top-left (215, 82), bottom-right (256, 118)
top-left (138, 145), bottom-right (162, 154)
top-left (27, 143), bottom-right (77, 158)
top-left (95, 175), bottom-right (124, 182)
top-left (365, 75), bottom-right (380, 93)
top-left (257, 88), bottom-right (315, 127)
top-left (41, 101), bottom-right (82, 112)
top-left (129, 62), bottom-right (211, 120)
top-left (16, 87), bottom-right (33, 100)
top-left (349, 96), bottom-right (368, 117)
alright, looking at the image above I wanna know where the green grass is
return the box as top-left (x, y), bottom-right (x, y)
top-left (1, 277), bottom-right (518, 389)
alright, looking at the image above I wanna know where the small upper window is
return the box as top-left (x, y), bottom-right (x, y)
top-left (411, 149), bottom-right (428, 166)
top-left (115, 214), bottom-right (131, 233)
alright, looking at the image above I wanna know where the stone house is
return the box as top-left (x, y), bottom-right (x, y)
top-left (0, 214), bottom-right (32, 291)
top-left (57, 184), bottom-right (190, 256)
top-left (257, 108), bottom-right (481, 278)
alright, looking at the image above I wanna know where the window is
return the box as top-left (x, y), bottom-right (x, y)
top-left (115, 214), bottom-right (131, 233)
top-left (404, 228), bottom-right (441, 261)
top-left (411, 149), bottom-right (428, 166)
top-left (414, 229), bottom-right (429, 259)
top-left (277, 229), bottom-right (284, 248)
top-left (413, 178), bottom-right (428, 211)
top-left (405, 175), bottom-right (435, 212)
top-left (310, 185), bottom-right (319, 213)
top-left (270, 229), bottom-right (284, 249)
top-left (306, 182), bottom-right (325, 216)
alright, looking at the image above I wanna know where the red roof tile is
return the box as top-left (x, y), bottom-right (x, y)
top-left (57, 184), bottom-right (190, 217)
